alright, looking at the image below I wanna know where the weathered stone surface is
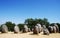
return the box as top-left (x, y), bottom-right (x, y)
top-left (53, 26), bottom-right (56, 33)
top-left (48, 25), bottom-right (58, 33)
top-left (43, 25), bottom-right (46, 29)
top-left (43, 28), bottom-right (49, 35)
top-left (48, 26), bottom-right (53, 33)
top-left (54, 24), bottom-right (59, 33)
top-left (23, 25), bottom-right (28, 33)
top-left (42, 25), bottom-right (49, 35)
top-left (33, 26), bottom-right (39, 34)
top-left (14, 25), bottom-right (20, 33)
top-left (36, 23), bottom-right (42, 33)
top-left (1, 25), bottom-right (8, 33)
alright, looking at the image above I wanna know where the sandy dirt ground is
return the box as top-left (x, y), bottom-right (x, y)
top-left (0, 32), bottom-right (60, 38)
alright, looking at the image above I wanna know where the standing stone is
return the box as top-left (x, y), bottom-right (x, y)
top-left (14, 25), bottom-right (20, 33)
top-left (54, 24), bottom-right (59, 33)
top-left (36, 23), bottom-right (42, 33)
top-left (33, 26), bottom-right (39, 34)
top-left (48, 26), bottom-right (53, 33)
top-left (42, 25), bottom-right (49, 35)
top-left (23, 25), bottom-right (28, 33)
top-left (43, 25), bottom-right (46, 29)
top-left (43, 28), bottom-right (49, 35)
top-left (53, 26), bottom-right (56, 33)
top-left (1, 25), bottom-right (8, 33)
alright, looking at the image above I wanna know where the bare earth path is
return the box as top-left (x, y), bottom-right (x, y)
top-left (0, 32), bottom-right (60, 38)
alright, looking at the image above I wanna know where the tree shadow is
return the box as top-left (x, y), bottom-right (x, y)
top-left (29, 33), bottom-right (39, 35)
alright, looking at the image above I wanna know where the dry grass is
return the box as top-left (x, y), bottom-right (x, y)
top-left (0, 32), bottom-right (60, 38)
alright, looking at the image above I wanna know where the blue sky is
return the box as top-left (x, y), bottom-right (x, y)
top-left (0, 0), bottom-right (60, 24)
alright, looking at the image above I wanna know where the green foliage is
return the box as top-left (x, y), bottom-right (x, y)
top-left (24, 18), bottom-right (50, 29)
top-left (56, 23), bottom-right (60, 32)
top-left (18, 24), bottom-right (24, 31)
top-left (0, 18), bottom-right (60, 32)
top-left (0, 26), bottom-right (1, 31)
top-left (56, 23), bottom-right (60, 27)
top-left (5, 21), bottom-right (15, 31)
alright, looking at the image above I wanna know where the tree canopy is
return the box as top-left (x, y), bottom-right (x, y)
top-left (0, 18), bottom-right (60, 32)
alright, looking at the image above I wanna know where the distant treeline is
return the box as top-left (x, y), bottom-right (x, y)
top-left (0, 18), bottom-right (60, 32)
